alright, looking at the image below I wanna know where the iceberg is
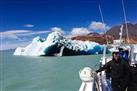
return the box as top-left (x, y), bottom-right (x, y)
top-left (14, 31), bottom-right (107, 56)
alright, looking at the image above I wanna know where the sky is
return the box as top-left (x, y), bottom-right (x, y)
top-left (0, 0), bottom-right (137, 50)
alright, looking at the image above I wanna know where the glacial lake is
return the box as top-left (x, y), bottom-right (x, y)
top-left (0, 50), bottom-right (103, 91)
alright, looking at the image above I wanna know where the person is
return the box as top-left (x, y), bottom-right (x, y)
top-left (118, 48), bottom-right (124, 59)
top-left (127, 64), bottom-right (137, 91)
top-left (96, 51), bottom-right (129, 91)
top-left (124, 50), bottom-right (130, 64)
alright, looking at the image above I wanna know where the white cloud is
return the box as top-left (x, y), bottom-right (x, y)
top-left (88, 21), bottom-right (110, 31)
top-left (51, 27), bottom-right (64, 34)
top-left (24, 24), bottom-right (34, 28)
top-left (0, 41), bottom-right (31, 51)
top-left (0, 30), bottom-right (50, 39)
top-left (67, 21), bottom-right (110, 38)
top-left (17, 30), bottom-right (50, 36)
top-left (0, 22), bottom-right (110, 51)
top-left (0, 30), bottom-right (30, 34)
top-left (69, 27), bottom-right (90, 37)
top-left (0, 30), bottom-right (31, 39)
top-left (0, 30), bottom-right (50, 51)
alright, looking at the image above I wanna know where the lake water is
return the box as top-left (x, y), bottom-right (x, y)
top-left (0, 51), bottom-right (102, 91)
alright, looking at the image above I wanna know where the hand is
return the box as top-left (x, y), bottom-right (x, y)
top-left (96, 70), bottom-right (99, 73)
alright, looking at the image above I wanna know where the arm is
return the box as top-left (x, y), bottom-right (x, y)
top-left (96, 61), bottom-right (111, 73)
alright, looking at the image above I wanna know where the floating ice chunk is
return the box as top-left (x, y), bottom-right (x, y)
top-left (14, 31), bottom-right (105, 56)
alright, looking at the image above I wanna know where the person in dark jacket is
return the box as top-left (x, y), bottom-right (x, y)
top-left (96, 52), bottom-right (129, 91)
top-left (127, 64), bottom-right (137, 91)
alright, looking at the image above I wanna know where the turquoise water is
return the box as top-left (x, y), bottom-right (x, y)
top-left (0, 51), bottom-right (102, 91)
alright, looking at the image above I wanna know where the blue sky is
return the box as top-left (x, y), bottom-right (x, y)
top-left (0, 0), bottom-right (137, 50)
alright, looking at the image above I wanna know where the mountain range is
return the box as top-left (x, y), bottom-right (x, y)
top-left (72, 23), bottom-right (137, 44)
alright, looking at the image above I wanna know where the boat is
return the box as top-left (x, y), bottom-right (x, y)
top-left (78, 0), bottom-right (137, 90)
top-left (78, 24), bottom-right (137, 90)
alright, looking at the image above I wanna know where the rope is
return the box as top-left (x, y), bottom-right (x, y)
top-left (99, 5), bottom-right (108, 45)
top-left (122, 0), bottom-right (129, 44)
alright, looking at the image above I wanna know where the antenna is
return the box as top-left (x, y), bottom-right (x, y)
top-left (99, 5), bottom-right (108, 45)
top-left (122, 0), bottom-right (129, 44)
